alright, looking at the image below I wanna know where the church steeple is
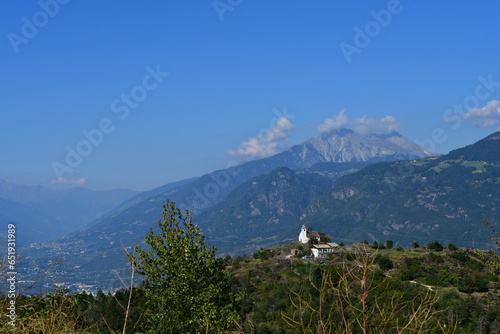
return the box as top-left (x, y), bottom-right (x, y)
top-left (298, 224), bottom-right (309, 244)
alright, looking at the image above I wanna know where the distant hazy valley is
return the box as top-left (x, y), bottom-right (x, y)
top-left (0, 182), bottom-right (138, 245)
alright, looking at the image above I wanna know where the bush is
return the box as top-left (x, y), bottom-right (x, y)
top-left (319, 232), bottom-right (331, 243)
top-left (449, 251), bottom-right (470, 263)
top-left (253, 248), bottom-right (272, 260)
top-left (426, 252), bottom-right (444, 264)
top-left (372, 241), bottom-right (386, 250)
top-left (294, 247), bottom-right (312, 258)
top-left (448, 243), bottom-right (458, 251)
top-left (435, 270), bottom-right (458, 287)
top-left (345, 253), bottom-right (357, 261)
top-left (376, 255), bottom-right (394, 271)
top-left (427, 241), bottom-right (444, 252)
top-left (458, 276), bottom-right (489, 293)
top-left (400, 257), bottom-right (424, 280)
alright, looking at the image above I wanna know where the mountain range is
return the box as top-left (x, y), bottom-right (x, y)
top-left (103, 129), bottom-right (432, 214)
top-left (196, 132), bottom-right (499, 253)
top-left (25, 128), bottom-right (494, 292)
top-left (299, 132), bottom-right (500, 248)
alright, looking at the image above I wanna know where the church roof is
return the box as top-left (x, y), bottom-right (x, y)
top-left (307, 231), bottom-right (320, 238)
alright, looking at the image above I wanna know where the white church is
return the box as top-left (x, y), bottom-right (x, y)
top-left (298, 224), bottom-right (321, 244)
top-left (298, 224), bottom-right (339, 258)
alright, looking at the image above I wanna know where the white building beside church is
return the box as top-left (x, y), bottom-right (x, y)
top-left (311, 243), bottom-right (339, 258)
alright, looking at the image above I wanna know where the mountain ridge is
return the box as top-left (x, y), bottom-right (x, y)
top-left (300, 132), bottom-right (500, 248)
top-left (197, 167), bottom-right (333, 250)
top-left (22, 128), bottom-right (438, 291)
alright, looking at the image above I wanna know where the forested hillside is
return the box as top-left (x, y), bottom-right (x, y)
top-left (2, 241), bottom-right (500, 333)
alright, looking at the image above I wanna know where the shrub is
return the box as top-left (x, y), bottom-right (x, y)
top-left (319, 232), bottom-right (331, 243)
top-left (253, 248), bottom-right (272, 260)
top-left (426, 252), bottom-right (444, 264)
top-left (449, 251), bottom-right (470, 263)
top-left (400, 257), bottom-right (424, 280)
top-left (372, 241), bottom-right (386, 250)
top-left (376, 255), bottom-right (394, 271)
top-left (345, 253), bottom-right (357, 261)
top-left (458, 276), bottom-right (489, 293)
top-left (427, 241), bottom-right (444, 252)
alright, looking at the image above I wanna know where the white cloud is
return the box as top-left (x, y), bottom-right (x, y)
top-left (228, 117), bottom-right (294, 159)
top-left (463, 100), bottom-right (500, 129)
top-left (52, 177), bottom-right (87, 185)
top-left (317, 111), bottom-right (401, 136)
top-left (318, 109), bottom-right (348, 132)
top-left (353, 115), bottom-right (400, 136)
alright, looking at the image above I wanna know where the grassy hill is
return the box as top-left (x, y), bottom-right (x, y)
top-left (228, 241), bottom-right (500, 333)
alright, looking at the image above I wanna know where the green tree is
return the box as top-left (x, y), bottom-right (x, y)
top-left (372, 241), bottom-right (386, 250)
top-left (427, 241), bottom-right (444, 252)
top-left (318, 232), bottom-right (331, 243)
top-left (128, 200), bottom-right (238, 333)
top-left (482, 219), bottom-right (500, 270)
top-left (376, 254), bottom-right (394, 270)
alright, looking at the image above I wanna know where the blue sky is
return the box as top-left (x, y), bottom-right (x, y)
top-left (1, 1), bottom-right (500, 191)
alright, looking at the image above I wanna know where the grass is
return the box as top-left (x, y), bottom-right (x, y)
top-left (432, 160), bottom-right (460, 173)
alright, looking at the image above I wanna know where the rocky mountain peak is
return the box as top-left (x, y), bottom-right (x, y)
top-left (300, 128), bottom-right (431, 165)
